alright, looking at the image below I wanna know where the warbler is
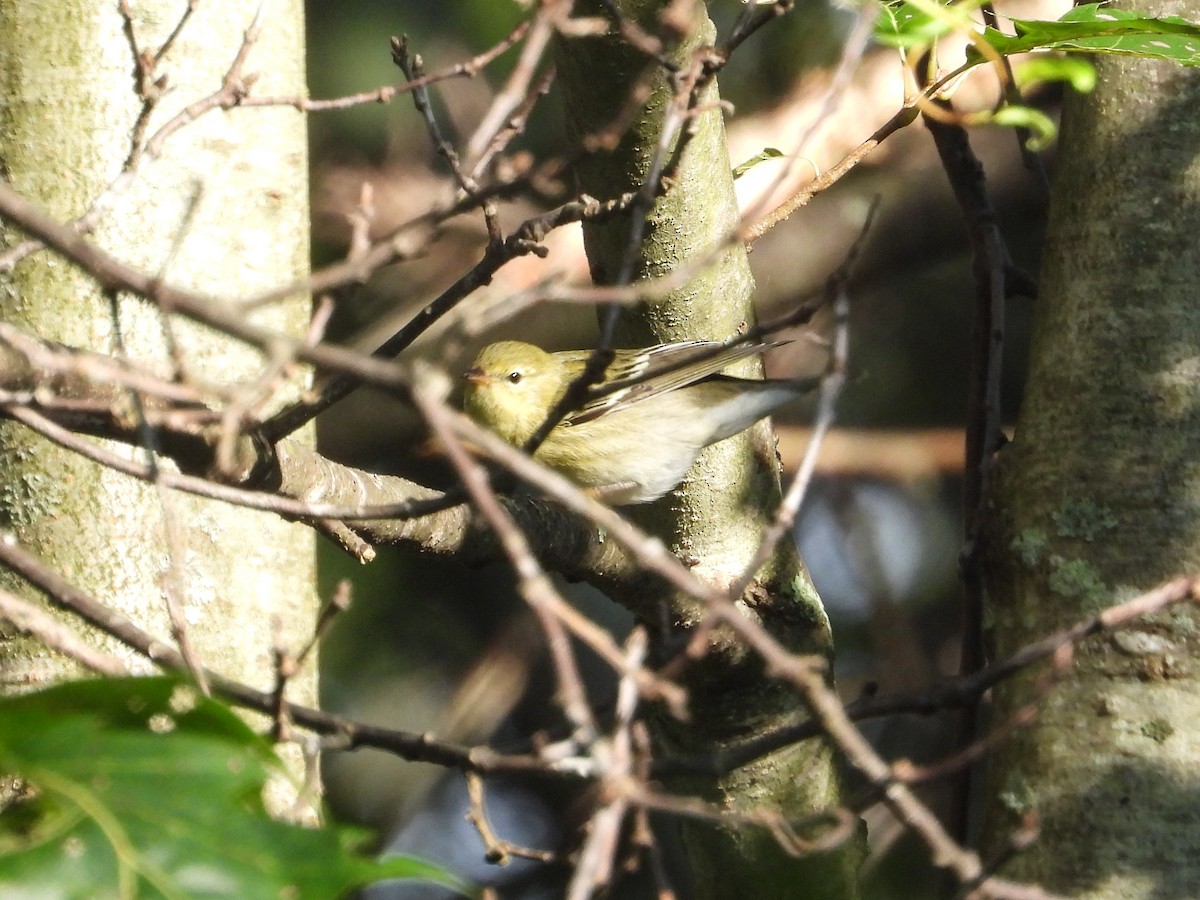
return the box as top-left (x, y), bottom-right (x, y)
top-left (462, 339), bottom-right (817, 504)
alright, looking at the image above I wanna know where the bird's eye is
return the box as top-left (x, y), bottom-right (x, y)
top-left (507, 371), bottom-right (523, 384)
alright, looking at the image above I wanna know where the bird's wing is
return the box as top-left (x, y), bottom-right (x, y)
top-left (565, 340), bottom-right (783, 425)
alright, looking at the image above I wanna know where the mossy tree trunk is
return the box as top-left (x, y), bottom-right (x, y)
top-left (981, 0), bottom-right (1200, 894)
top-left (555, 2), bottom-right (861, 897)
top-left (0, 0), bottom-right (316, 812)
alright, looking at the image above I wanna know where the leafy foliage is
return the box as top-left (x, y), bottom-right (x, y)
top-left (877, 0), bottom-right (1200, 67)
top-left (989, 105), bottom-right (1058, 150)
top-left (874, 1), bottom-right (1200, 148)
top-left (979, 3), bottom-right (1200, 65)
top-left (732, 147), bottom-right (785, 179)
top-left (1013, 55), bottom-right (1097, 94)
top-left (0, 678), bottom-right (468, 900)
top-left (875, 0), bottom-right (984, 49)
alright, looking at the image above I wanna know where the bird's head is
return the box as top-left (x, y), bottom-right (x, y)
top-left (463, 340), bottom-right (568, 446)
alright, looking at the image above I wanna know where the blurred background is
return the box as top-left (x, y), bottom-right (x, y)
top-left (304, 2), bottom-right (1058, 896)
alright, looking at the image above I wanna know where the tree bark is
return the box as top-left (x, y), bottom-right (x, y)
top-left (0, 0), bottom-right (315, 815)
top-left (555, 2), bottom-right (861, 896)
top-left (981, 0), bottom-right (1200, 893)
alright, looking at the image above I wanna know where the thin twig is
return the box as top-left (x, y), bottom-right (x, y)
top-left (106, 287), bottom-right (211, 697)
top-left (465, 2), bottom-right (561, 167)
top-left (392, 36), bottom-right (501, 240)
top-left (142, 3), bottom-right (269, 159)
top-left (719, 0), bottom-right (793, 62)
top-left (260, 191), bottom-right (636, 442)
top-left (728, 200), bottom-right (875, 602)
top-left (0, 532), bottom-right (597, 779)
top-left (243, 18), bottom-right (532, 114)
top-left (465, 771), bottom-right (560, 865)
top-left (412, 371), bottom-right (687, 726)
top-left (0, 179), bottom-right (421, 398)
top-left (660, 576), bottom-right (1200, 776)
top-left (565, 627), bottom-right (647, 900)
top-left (744, 101), bottom-right (918, 243)
top-left (734, 2), bottom-right (876, 235)
top-left (924, 86), bottom-right (1011, 846)
top-left (469, 64), bottom-right (557, 185)
top-left (0, 586), bottom-right (130, 677)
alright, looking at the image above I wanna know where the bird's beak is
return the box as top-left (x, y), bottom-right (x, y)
top-left (463, 366), bottom-right (489, 386)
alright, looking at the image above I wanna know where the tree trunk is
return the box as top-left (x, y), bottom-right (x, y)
top-left (981, 0), bottom-right (1200, 893)
top-left (555, 2), bottom-right (861, 896)
top-left (0, 0), bottom-right (315, 814)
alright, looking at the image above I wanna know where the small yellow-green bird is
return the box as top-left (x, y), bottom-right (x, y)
top-left (463, 339), bottom-right (817, 504)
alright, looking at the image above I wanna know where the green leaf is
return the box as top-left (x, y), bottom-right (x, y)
top-left (732, 147), bottom-right (785, 179)
top-left (989, 105), bottom-right (1058, 150)
top-left (875, 0), bottom-right (956, 49)
top-left (977, 3), bottom-right (1200, 65)
top-left (876, 0), bottom-right (994, 49)
top-left (1014, 55), bottom-right (1097, 93)
top-left (0, 677), bottom-right (470, 900)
